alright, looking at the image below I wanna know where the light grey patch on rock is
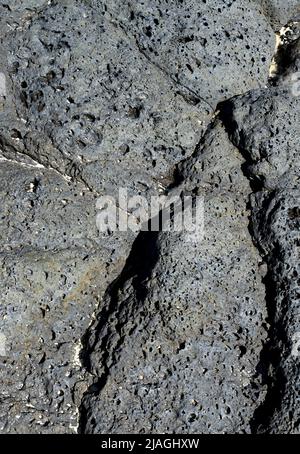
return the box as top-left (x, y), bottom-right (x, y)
top-left (0, 333), bottom-right (6, 356)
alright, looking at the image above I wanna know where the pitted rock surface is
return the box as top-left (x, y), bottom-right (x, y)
top-left (0, 0), bottom-right (299, 434)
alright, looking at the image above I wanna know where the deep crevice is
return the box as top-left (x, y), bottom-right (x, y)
top-left (217, 98), bottom-right (265, 193)
top-left (78, 228), bottom-right (160, 433)
top-left (250, 263), bottom-right (290, 433)
top-left (216, 96), bottom-right (295, 434)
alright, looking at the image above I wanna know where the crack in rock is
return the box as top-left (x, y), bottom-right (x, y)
top-left (78, 115), bottom-right (268, 434)
top-left (218, 80), bottom-right (300, 432)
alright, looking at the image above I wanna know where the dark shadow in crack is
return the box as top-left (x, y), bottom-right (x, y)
top-left (217, 97), bottom-right (292, 433)
top-left (217, 98), bottom-right (265, 193)
top-left (250, 243), bottom-right (290, 433)
top-left (78, 226), bottom-right (160, 433)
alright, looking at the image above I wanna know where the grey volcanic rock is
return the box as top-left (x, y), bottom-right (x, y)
top-left (1, 0), bottom-right (210, 199)
top-left (0, 0), bottom-right (274, 197)
top-left (222, 85), bottom-right (300, 433)
top-left (81, 122), bottom-right (267, 434)
top-left (0, 161), bottom-right (133, 433)
top-left (0, 0), bottom-right (299, 435)
top-left (103, 0), bottom-right (274, 106)
top-left (254, 0), bottom-right (300, 29)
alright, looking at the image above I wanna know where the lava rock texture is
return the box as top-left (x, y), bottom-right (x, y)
top-left (0, 0), bottom-right (299, 434)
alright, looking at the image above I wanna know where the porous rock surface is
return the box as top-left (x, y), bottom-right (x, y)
top-left (0, 0), bottom-right (299, 434)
